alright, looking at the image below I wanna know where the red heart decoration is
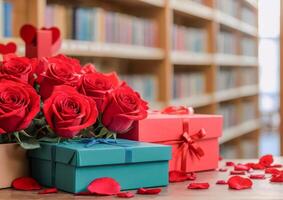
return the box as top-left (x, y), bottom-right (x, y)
top-left (0, 42), bottom-right (17, 55)
top-left (41, 27), bottom-right (61, 44)
top-left (20, 24), bottom-right (37, 44)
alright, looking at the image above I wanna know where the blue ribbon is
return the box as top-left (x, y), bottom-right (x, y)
top-left (79, 138), bottom-right (118, 148)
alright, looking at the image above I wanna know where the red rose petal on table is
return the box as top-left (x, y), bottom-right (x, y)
top-left (12, 177), bottom-right (41, 191)
top-left (228, 176), bottom-right (253, 190)
top-left (38, 188), bottom-right (58, 194)
top-left (270, 173), bottom-right (283, 182)
top-left (226, 161), bottom-right (235, 167)
top-left (187, 183), bottom-right (210, 189)
top-left (137, 188), bottom-right (161, 195)
top-left (87, 177), bottom-right (121, 195)
top-left (216, 180), bottom-right (227, 185)
top-left (249, 174), bottom-right (266, 179)
top-left (117, 192), bottom-right (135, 198)
top-left (169, 171), bottom-right (196, 182)
top-left (230, 171), bottom-right (246, 175)
top-left (267, 164), bottom-right (282, 168)
top-left (265, 168), bottom-right (281, 175)
top-left (245, 163), bottom-right (265, 170)
top-left (234, 164), bottom-right (250, 171)
top-left (218, 168), bottom-right (228, 172)
top-left (259, 154), bottom-right (274, 167)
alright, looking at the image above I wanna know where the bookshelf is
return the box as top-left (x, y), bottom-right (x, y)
top-left (0, 0), bottom-right (259, 158)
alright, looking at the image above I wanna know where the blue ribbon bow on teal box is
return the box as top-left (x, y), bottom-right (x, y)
top-left (28, 139), bottom-right (171, 193)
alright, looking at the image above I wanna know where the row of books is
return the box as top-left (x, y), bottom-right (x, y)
top-left (0, 0), bottom-right (12, 37)
top-left (120, 75), bottom-right (158, 102)
top-left (172, 24), bottom-right (207, 53)
top-left (217, 31), bottom-right (237, 54)
top-left (241, 68), bottom-right (258, 86)
top-left (241, 7), bottom-right (257, 26)
top-left (217, 103), bottom-right (238, 129)
top-left (241, 37), bottom-right (257, 57)
top-left (45, 4), bottom-right (157, 47)
top-left (173, 72), bottom-right (205, 99)
top-left (216, 0), bottom-right (238, 17)
top-left (217, 68), bottom-right (237, 91)
top-left (241, 100), bottom-right (256, 122)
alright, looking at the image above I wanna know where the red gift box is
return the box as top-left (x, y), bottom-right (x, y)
top-left (119, 113), bottom-right (223, 172)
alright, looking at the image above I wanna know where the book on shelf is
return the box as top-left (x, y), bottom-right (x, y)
top-left (0, 0), bottom-right (12, 37)
top-left (241, 6), bottom-right (257, 27)
top-left (172, 24), bottom-right (207, 53)
top-left (217, 67), bottom-right (237, 91)
top-left (241, 37), bottom-right (257, 57)
top-left (216, 0), bottom-right (238, 17)
top-left (173, 72), bottom-right (205, 99)
top-left (45, 4), bottom-right (157, 47)
top-left (217, 103), bottom-right (237, 129)
top-left (241, 68), bottom-right (257, 86)
top-left (242, 100), bottom-right (256, 122)
top-left (217, 31), bottom-right (237, 54)
top-left (120, 74), bottom-right (158, 102)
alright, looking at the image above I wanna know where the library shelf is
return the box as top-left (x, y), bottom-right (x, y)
top-left (113, 0), bottom-right (165, 8)
top-left (215, 85), bottom-right (259, 102)
top-left (219, 118), bottom-right (261, 144)
top-left (214, 54), bottom-right (258, 67)
top-left (215, 11), bottom-right (258, 37)
top-left (243, 0), bottom-right (258, 9)
top-left (171, 51), bottom-right (213, 66)
top-left (60, 40), bottom-right (165, 60)
top-left (171, 0), bottom-right (213, 21)
top-left (170, 94), bottom-right (213, 108)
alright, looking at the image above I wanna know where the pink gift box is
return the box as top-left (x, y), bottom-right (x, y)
top-left (119, 113), bottom-right (223, 172)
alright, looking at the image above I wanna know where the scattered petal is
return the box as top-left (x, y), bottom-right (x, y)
top-left (249, 174), bottom-right (265, 179)
top-left (137, 188), bottom-right (161, 195)
top-left (226, 161), bottom-right (235, 167)
top-left (265, 168), bottom-right (281, 175)
top-left (267, 164), bottom-right (282, 168)
top-left (87, 177), bottom-right (121, 195)
top-left (259, 154), bottom-right (274, 167)
top-left (270, 173), bottom-right (283, 182)
top-left (216, 180), bottom-right (227, 185)
top-left (234, 164), bottom-right (250, 171)
top-left (187, 183), bottom-right (210, 189)
top-left (38, 188), bottom-right (58, 194)
top-left (245, 163), bottom-right (265, 170)
top-left (12, 177), bottom-right (41, 191)
top-left (230, 171), bottom-right (245, 175)
top-left (228, 176), bottom-right (253, 190)
top-left (169, 171), bottom-right (196, 183)
top-left (117, 192), bottom-right (135, 198)
top-left (218, 168), bottom-right (228, 172)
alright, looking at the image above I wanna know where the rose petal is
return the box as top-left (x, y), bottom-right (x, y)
top-left (137, 188), bottom-right (161, 195)
top-left (230, 171), bottom-right (246, 175)
top-left (12, 177), bottom-right (41, 191)
top-left (87, 177), bottom-right (121, 195)
top-left (216, 180), bottom-right (227, 185)
top-left (267, 164), bottom-right (282, 168)
top-left (259, 154), bottom-right (274, 167)
top-left (265, 168), bottom-right (281, 175)
top-left (270, 173), bottom-right (283, 182)
top-left (117, 192), bottom-right (135, 198)
top-left (245, 163), bottom-right (265, 170)
top-left (38, 188), bottom-right (58, 194)
top-left (249, 174), bottom-right (266, 179)
top-left (226, 161), bottom-right (235, 167)
top-left (187, 183), bottom-right (210, 189)
top-left (234, 164), bottom-right (250, 171)
top-left (218, 168), bottom-right (228, 172)
top-left (228, 176), bottom-right (253, 190)
top-left (169, 171), bottom-right (196, 183)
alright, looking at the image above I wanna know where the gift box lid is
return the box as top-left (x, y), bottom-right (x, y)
top-left (28, 139), bottom-right (171, 167)
top-left (122, 114), bottom-right (223, 142)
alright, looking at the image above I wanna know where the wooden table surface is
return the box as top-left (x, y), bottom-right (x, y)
top-left (1, 158), bottom-right (283, 200)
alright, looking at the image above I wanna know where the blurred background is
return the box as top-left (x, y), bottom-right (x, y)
top-left (0, 0), bottom-right (280, 158)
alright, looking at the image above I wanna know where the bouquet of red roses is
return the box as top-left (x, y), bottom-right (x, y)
top-left (0, 54), bottom-right (148, 149)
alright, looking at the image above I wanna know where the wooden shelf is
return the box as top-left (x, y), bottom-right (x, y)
top-left (243, 0), bottom-right (258, 9)
top-left (220, 119), bottom-right (261, 144)
top-left (112, 0), bottom-right (165, 8)
top-left (215, 85), bottom-right (259, 102)
top-left (171, 51), bottom-right (213, 65)
top-left (214, 54), bottom-right (258, 66)
top-left (171, 0), bottom-right (213, 20)
top-left (171, 94), bottom-right (213, 108)
top-left (60, 40), bottom-right (165, 60)
top-left (215, 11), bottom-right (258, 37)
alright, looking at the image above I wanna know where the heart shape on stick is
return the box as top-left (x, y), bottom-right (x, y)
top-left (0, 42), bottom-right (17, 55)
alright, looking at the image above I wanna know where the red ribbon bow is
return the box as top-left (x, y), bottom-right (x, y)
top-left (161, 106), bottom-right (194, 115)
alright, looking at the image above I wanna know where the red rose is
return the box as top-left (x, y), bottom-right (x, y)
top-left (101, 82), bottom-right (148, 133)
top-left (80, 63), bottom-right (97, 74)
top-left (0, 57), bottom-right (33, 83)
top-left (0, 76), bottom-right (40, 134)
top-left (43, 85), bottom-right (98, 138)
top-left (38, 55), bottom-right (81, 100)
top-left (78, 72), bottom-right (119, 112)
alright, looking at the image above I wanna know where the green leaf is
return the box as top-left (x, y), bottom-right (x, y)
top-left (13, 132), bottom-right (40, 150)
top-left (38, 137), bottom-right (60, 143)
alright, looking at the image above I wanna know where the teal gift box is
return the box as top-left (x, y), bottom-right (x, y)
top-left (28, 139), bottom-right (171, 193)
